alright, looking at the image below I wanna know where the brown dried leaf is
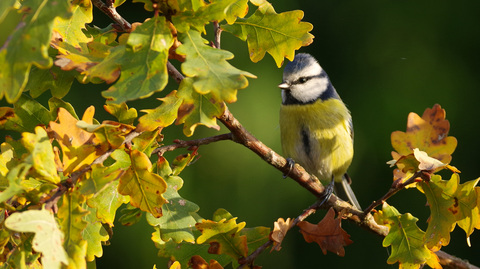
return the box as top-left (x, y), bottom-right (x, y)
top-left (297, 208), bottom-right (353, 256)
top-left (270, 217), bottom-right (292, 252)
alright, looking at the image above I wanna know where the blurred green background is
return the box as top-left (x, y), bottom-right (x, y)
top-left (5, 0), bottom-right (480, 268)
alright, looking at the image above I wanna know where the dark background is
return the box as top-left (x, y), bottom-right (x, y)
top-left (5, 0), bottom-right (480, 268)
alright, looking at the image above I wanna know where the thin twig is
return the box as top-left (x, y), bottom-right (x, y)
top-left (153, 133), bottom-right (233, 156)
top-left (363, 170), bottom-right (424, 215)
top-left (167, 61), bottom-right (184, 83)
top-left (238, 200), bottom-right (324, 268)
top-left (92, 0), bottom-right (132, 32)
top-left (213, 21), bottom-right (222, 49)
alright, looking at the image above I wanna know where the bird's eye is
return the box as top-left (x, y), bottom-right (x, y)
top-left (298, 77), bottom-right (309, 83)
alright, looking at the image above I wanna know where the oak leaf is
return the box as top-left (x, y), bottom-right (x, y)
top-left (297, 208), bottom-right (352, 256)
top-left (418, 174), bottom-right (480, 249)
top-left (117, 149), bottom-right (167, 218)
top-left (188, 255), bottom-right (224, 269)
top-left (391, 104), bottom-right (457, 169)
top-left (49, 107), bottom-right (108, 175)
top-left (222, 1), bottom-right (313, 67)
top-left (270, 217), bottom-right (292, 252)
top-left (196, 209), bottom-right (248, 259)
top-left (374, 203), bottom-right (441, 269)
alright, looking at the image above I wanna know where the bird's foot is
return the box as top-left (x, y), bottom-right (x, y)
top-left (318, 177), bottom-right (335, 207)
top-left (283, 158), bottom-right (295, 179)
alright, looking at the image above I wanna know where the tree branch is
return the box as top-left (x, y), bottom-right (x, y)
top-left (153, 133), bottom-right (233, 156)
top-left (161, 36), bottom-right (477, 269)
top-left (92, 0), bottom-right (132, 32)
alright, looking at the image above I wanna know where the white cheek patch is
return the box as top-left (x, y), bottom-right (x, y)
top-left (290, 77), bottom-right (329, 103)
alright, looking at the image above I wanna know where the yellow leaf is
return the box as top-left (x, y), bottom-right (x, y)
top-left (49, 107), bottom-right (108, 175)
top-left (118, 150), bottom-right (167, 218)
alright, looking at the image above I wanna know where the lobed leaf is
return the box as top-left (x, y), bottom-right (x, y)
top-left (21, 126), bottom-right (60, 184)
top-left (101, 16), bottom-right (174, 103)
top-left (0, 0), bottom-right (72, 103)
top-left (175, 77), bottom-right (224, 137)
top-left (374, 203), bottom-right (441, 269)
top-left (172, 0), bottom-right (248, 33)
top-left (196, 209), bottom-right (248, 259)
top-left (57, 191), bottom-right (89, 268)
top-left (5, 208), bottom-right (69, 269)
top-left (177, 30), bottom-right (256, 104)
top-left (104, 103), bottom-right (138, 125)
top-left (49, 107), bottom-right (108, 176)
top-left (222, 1), bottom-right (314, 67)
top-left (391, 104), bottom-right (457, 168)
top-left (82, 205), bottom-right (110, 261)
top-left (418, 174), bottom-right (480, 249)
top-left (146, 156), bottom-right (200, 243)
top-left (85, 150), bottom-right (131, 225)
top-left (137, 91), bottom-right (183, 132)
top-left (117, 149), bottom-right (167, 218)
top-left (297, 208), bottom-right (352, 257)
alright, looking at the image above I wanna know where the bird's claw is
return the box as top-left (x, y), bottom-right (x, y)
top-left (318, 176), bottom-right (335, 207)
top-left (283, 158), bottom-right (295, 178)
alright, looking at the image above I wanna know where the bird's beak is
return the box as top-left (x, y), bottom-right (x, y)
top-left (278, 82), bottom-right (290, 90)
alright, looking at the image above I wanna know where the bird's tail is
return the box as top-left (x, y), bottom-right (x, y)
top-left (334, 173), bottom-right (361, 210)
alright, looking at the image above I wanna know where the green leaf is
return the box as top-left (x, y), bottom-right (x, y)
top-left (58, 191), bottom-right (88, 268)
top-left (86, 160), bottom-right (130, 226)
top-left (100, 16), bottom-right (174, 103)
top-left (104, 103), bottom-right (138, 125)
top-left (21, 126), bottom-right (60, 184)
top-left (137, 91), bottom-right (183, 132)
top-left (222, 1), bottom-right (313, 67)
top-left (146, 157), bottom-right (200, 243)
top-left (175, 77), bottom-right (224, 137)
top-left (177, 30), bottom-right (256, 103)
top-left (241, 226), bottom-right (270, 255)
top-left (76, 120), bottom-right (135, 149)
top-left (172, 0), bottom-right (248, 33)
top-left (0, 0), bottom-right (72, 103)
top-left (154, 230), bottom-right (231, 267)
top-left (374, 203), bottom-right (441, 269)
top-left (118, 204), bottom-right (143, 226)
top-left (418, 174), bottom-right (480, 248)
top-left (26, 64), bottom-right (76, 99)
top-left (131, 130), bottom-right (161, 156)
top-left (5, 208), bottom-right (69, 269)
top-left (82, 205), bottom-right (110, 262)
top-left (118, 149), bottom-right (167, 218)
top-left (417, 175), bottom-right (456, 251)
top-left (0, 163), bottom-right (30, 204)
top-left (53, 0), bottom-right (93, 51)
top-left (0, 95), bottom-right (53, 133)
top-left (195, 209), bottom-right (248, 260)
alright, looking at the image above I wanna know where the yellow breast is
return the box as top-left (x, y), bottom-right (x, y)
top-left (279, 98), bottom-right (353, 184)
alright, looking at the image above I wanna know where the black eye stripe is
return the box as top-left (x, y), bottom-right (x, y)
top-left (293, 71), bottom-right (327, 85)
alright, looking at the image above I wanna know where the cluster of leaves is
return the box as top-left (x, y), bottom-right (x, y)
top-left (0, 0), bottom-right (315, 268)
top-left (376, 104), bottom-right (480, 268)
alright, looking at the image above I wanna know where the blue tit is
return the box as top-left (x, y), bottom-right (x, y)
top-left (279, 53), bottom-right (361, 210)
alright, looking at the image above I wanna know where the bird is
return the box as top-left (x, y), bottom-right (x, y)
top-left (278, 53), bottom-right (361, 210)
